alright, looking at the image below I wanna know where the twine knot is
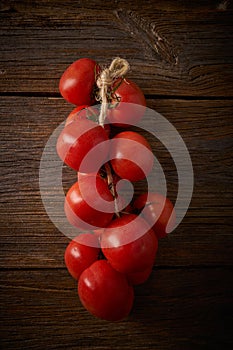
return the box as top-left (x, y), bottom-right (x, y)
top-left (97, 57), bottom-right (130, 125)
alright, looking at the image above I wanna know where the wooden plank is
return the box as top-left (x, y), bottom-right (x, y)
top-left (0, 96), bottom-right (232, 268)
top-left (0, 1), bottom-right (233, 96)
top-left (0, 267), bottom-right (232, 349)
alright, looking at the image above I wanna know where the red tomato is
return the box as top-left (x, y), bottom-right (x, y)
top-left (56, 119), bottom-right (109, 173)
top-left (101, 214), bottom-right (158, 274)
top-left (112, 195), bottom-right (133, 214)
top-left (59, 58), bottom-right (100, 105)
top-left (77, 167), bottom-right (122, 191)
top-left (78, 171), bottom-right (101, 182)
top-left (93, 228), bottom-right (104, 237)
top-left (107, 78), bottom-right (146, 127)
top-left (133, 192), bottom-right (176, 239)
top-left (65, 105), bottom-right (90, 126)
top-left (127, 265), bottom-right (153, 285)
top-left (64, 233), bottom-right (100, 280)
top-left (77, 171), bottom-right (133, 215)
top-left (110, 131), bottom-right (154, 182)
top-left (78, 260), bottom-right (134, 321)
top-left (64, 177), bottom-right (114, 230)
top-left (65, 105), bottom-right (111, 136)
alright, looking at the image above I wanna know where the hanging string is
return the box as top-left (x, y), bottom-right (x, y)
top-left (96, 57), bottom-right (130, 126)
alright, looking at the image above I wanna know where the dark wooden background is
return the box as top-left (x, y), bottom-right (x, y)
top-left (0, 1), bottom-right (233, 349)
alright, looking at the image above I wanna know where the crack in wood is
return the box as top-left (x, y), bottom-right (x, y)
top-left (0, 1), bottom-right (17, 13)
top-left (114, 9), bottom-right (178, 65)
top-left (0, 284), bottom-right (72, 293)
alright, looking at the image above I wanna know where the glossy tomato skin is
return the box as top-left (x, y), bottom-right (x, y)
top-left (133, 192), bottom-right (176, 239)
top-left (110, 131), bottom-right (154, 182)
top-left (64, 177), bottom-right (114, 230)
top-left (56, 119), bottom-right (109, 173)
top-left (64, 233), bottom-right (100, 280)
top-left (127, 265), bottom-right (153, 285)
top-left (65, 105), bottom-right (90, 126)
top-left (59, 58), bottom-right (100, 105)
top-left (65, 105), bottom-right (111, 137)
top-left (77, 169), bottom-right (104, 182)
top-left (78, 260), bottom-right (134, 321)
top-left (77, 168), bottom-right (121, 191)
top-left (101, 214), bottom-right (158, 274)
top-left (65, 105), bottom-right (102, 123)
top-left (107, 78), bottom-right (146, 127)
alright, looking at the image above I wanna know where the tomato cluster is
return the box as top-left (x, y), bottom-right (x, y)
top-left (57, 58), bottom-right (176, 321)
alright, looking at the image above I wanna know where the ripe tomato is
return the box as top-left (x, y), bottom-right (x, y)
top-left (64, 177), bottom-right (114, 229)
top-left (64, 233), bottom-right (100, 280)
top-left (92, 228), bottom-right (105, 237)
top-left (133, 192), bottom-right (176, 239)
top-left (56, 119), bottom-right (109, 173)
top-left (101, 214), bottom-right (158, 274)
top-left (110, 131), bottom-right (154, 181)
top-left (65, 105), bottom-right (100, 124)
top-left (78, 170), bottom-right (133, 215)
top-left (77, 170), bottom-right (104, 182)
top-left (65, 105), bottom-right (111, 136)
top-left (78, 167), bottom-right (120, 187)
top-left (65, 105), bottom-right (90, 126)
top-left (78, 260), bottom-right (134, 321)
top-left (107, 78), bottom-right (146, 127)
top-left (59, 58), bottom-right (100, 105)
top-left (127, 265), bottom-right (153, 285)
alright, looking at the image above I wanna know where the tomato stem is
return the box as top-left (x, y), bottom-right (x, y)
top-left (104, 163), bottom-right (120, 218)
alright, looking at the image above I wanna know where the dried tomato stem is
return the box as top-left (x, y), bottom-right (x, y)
top-left (104, 163), bottom-right (120, 218)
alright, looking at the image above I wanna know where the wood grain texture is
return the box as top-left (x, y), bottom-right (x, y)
top-left (0, 1), bottom-right (233, 349)
top-left (0, 0), bottom-right (233, 96)
top-left (0, 268), bottom-right (233, 350)
top-left (0, 97), bottom-right (232, 268)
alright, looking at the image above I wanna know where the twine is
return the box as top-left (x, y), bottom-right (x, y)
top-left (96, 58), bottom-right (130, 216)
top-left (96, 57), bottom-right (130, 126)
